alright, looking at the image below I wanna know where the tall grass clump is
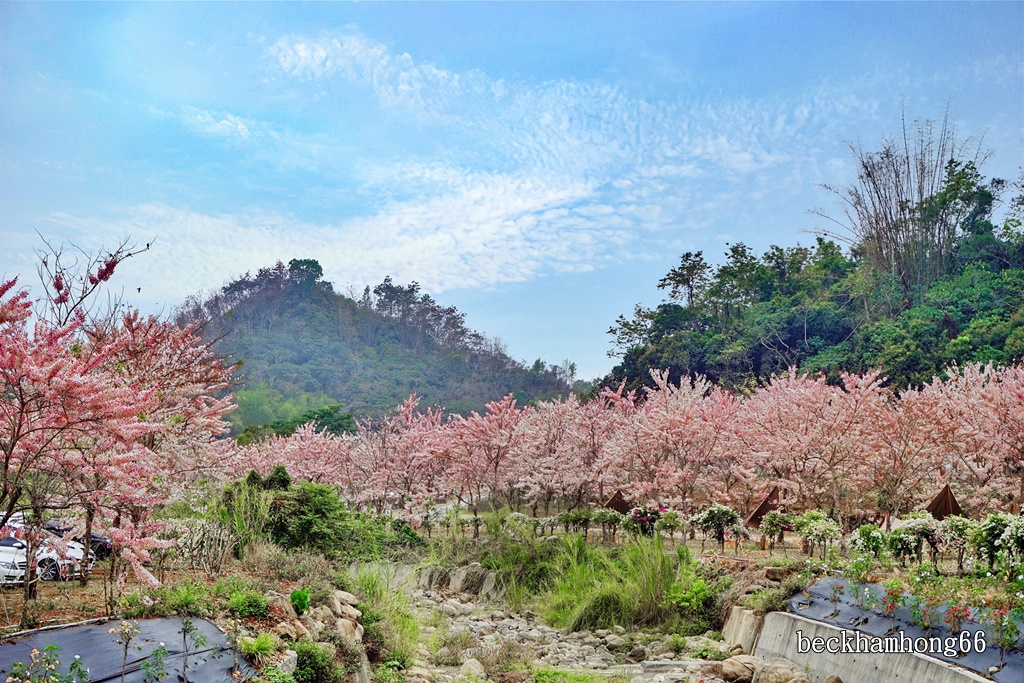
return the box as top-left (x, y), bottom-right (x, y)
top-left (538, 534), bottom-right (730, 634)
top-left (542, 534), bottom-right (677, 631)
top-left (476, 511), bottom-right (560, 611)
top-left (354, 564), bottom-right (419, 667)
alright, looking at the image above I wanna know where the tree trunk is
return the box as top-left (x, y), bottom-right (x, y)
top-left (80, 505), bottom-right (94, 586)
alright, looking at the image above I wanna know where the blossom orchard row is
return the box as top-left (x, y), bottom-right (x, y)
top-left (233, 364), bottom-right (1024, 527)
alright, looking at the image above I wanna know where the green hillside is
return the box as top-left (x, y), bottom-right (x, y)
top-left (177, 261), bottom-right (571, 432)
top-left (607, 167), bottom-right (1024, 391)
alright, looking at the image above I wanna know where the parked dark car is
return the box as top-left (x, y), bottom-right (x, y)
top-left (43, 521), bottom-right (113, 560)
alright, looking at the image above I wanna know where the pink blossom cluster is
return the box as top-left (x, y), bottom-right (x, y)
top-left (230, 362), bottom-right (1024, 526)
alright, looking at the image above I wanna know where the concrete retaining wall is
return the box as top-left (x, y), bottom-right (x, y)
top-left (753, 612), bottom-right (988, 683)
top-left (722, 606), bottom-right (763, 655)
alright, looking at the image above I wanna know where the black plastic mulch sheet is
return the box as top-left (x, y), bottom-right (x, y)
top-left (0, 618), bottom-right (257, 683)
top-left (790, 578), bottom-right (1024, 683)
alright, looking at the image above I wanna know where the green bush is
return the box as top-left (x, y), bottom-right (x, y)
top-left (121, 579), bottom-right (212, 618)
top-left (268, 483), bottom-right (422, 561)
top-left (743, 575), bottom-right (808, 617)
top-left (370, 660), bottom-right (404, 683)
top-left (293, 641), bottom-right (344, 683)
top-left (692, 504), bottom-right (741, 551)
top-left (533, 669), bottom-right (610, 683)
top-left (258, 666), bottom-right (297, 683)
top-left (291, 589), bottom-right (311, 615)
top-left (229, 591), bottom-right (270, 619)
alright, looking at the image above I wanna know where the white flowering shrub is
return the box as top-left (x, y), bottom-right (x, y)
top-left (851, 524), bottom-right (888, 557)
top-left (793, 510), bottom-right (841, 559)
top-left (940, 515), bottom-right (977, 575)
top-left (890, 513), bottom-right (942, 566)
top-left (972, 512), bottom-right (1012, 571)
top-left (997, 515), bottom-right (1024, 578)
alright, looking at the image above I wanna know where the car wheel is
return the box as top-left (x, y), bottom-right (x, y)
top-left (38, 560), bottom-right (59, 581)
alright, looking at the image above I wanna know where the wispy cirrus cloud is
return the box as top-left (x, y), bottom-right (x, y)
top-left (41, 166), bottom-right (626, 305)
top-left (179, 106), bottom-right (258, 140)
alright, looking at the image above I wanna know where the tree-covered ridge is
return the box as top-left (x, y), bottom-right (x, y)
top-left (176, 260), bottom-right (571, 431)
top-left (608, 166), bottom-right (1024, 391)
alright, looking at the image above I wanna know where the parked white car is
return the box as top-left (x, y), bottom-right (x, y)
top-left (0, 516), bottom-right (96, 584)
top-left (0, 537), bottom-right (29, 584)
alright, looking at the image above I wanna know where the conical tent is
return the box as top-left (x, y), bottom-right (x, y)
top-left (744, 485), bottom-right (781, 528)
top-left (924, 483), bottom-right (963, 520)
top-left (603, 490), bottom-right (631, 514)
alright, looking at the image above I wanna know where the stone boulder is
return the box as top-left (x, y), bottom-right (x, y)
top-left (459, 658), bottom-right (486, 677)
top-left (311, 605), bottom-right (335, 623)
top-left (479, 572), bottom-right (505, 602)
top-left (605, 634), bottom-right (628, 649)
top-left (720, 655), bottom-right (760, 683)
top-left (626, 644), bottom-right (649, 663)
top-left (274, 618), bottom-right (311, 641)
top-left (338, 603), bottom-right (363, 621)
top-left (418, 566), bottom-right (451, 591)
top-left (278, 649), bottom-right (298, 675)
top-left (404, 668), bottom-right (435, 683)
top-left (688, 661), bottom-right (725, 679)
top-left (336, 618), bottom-right (359, 641)
top-left (334, 589), bottom-right (359, 606)
top-left (751, 659), bottom-right (807, 683)
top-left (267, 590), bottom-right (298, 619)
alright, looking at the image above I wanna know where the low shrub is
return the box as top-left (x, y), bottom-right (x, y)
top-left (293, 641), bottom-right (344, 683)
top-left (430, 626), bottom-right (476, 667)
top-left (229, 591), bottom-right (270, 619)
top-left (258, 666), bottom-right (297, 683)
top-left (370, 660), bottom-right (404, 683)
top-left (120, 579), bottom-right (212, 618)
top-left (533, 669), bottom-right (624, 683)
top-left (476, 639), bottom-right (534, 676)
top-left (268, 483), bottom-right (423, 561)
top-left (318, 629), bottom-right (366, 673)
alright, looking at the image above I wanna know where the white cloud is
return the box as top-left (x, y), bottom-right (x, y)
top-left (180, 106), bottom-right (254, 139)
top-left (37, 163), bottom-right (638, 304)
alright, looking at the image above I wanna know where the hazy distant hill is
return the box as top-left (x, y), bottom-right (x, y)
top-left (177, 259), bottom-right (571, 432)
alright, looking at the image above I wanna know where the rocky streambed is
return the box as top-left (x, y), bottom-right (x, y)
top-left (397, 565), bottom-right (841, 683)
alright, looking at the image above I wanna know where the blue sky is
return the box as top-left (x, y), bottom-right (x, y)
top-left (2, 2), bottom-right (1022, 380)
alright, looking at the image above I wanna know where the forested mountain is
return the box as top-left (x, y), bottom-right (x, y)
top-left (607, 131), bottom-right (1024, 392)
top-left (176, 261), bottom-right (571, 432)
